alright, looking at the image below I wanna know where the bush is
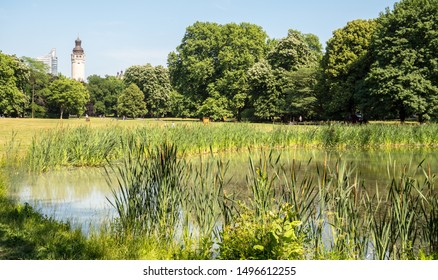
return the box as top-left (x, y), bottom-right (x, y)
top-left (219, 204), bottom-right (304, 260)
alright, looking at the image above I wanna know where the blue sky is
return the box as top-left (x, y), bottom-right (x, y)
top-left (1, 0), bottom-right (399, 78)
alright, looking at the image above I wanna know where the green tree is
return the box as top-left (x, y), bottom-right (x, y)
top-left (365, 0), bottom-right (438, 122)
top-left (87, 75), bottom-right (124, 116)
top-left (283, 68), bottom-right (319, 121)
top-left (46, 76), bottom-right (90, 119)
top-left (22, 57), bottom-right (51, 118)
top-left (267, 29), bottom-right (319, 71)
top-left (247, 30), bottom-right (321, 121)
top-left (247, 60), bottom-right (282, 121)
top-left (168, 21), bottom-right (268, 120)
top-left (319, 19), bottom-right (377, 120)
top-left (168, 90), bottom-right (196, 118)
top-left (0, 52), bottom-right (29, 117)
top-left (117, 83), bottom-right (147, 118)
top-left (123, 64), bottom-right (171, 117)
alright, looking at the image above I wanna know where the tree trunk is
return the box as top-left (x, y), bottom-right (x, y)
top-left (31, 84), bottom-right (35, 119)
top-left (399, 107), bottom-right (406, 123)
top-left (60, 108), bottom-right (64, 119)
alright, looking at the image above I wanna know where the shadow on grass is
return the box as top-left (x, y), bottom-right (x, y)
top-left (0, 198), bottom-right (103, 260)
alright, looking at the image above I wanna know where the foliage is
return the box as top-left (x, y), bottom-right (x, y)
top-left (86, 75), bottom-right (124, 116)
top-left (197, 92), bottom-right (233, 121)
top-left (282, 68), bottom-right (318, 120)
top-left (365, 0), bottom-right (438, 122)
top-left (246, 30), bottom-right (322, 121)
top-left (168, 90), bottom-right (196, 118)
top-left (0, 52), bottom-right (29, 117)
top-left (168, 21), bottom-right (268, 119)
top-left (46, 76), bottom-right (90, 119)
top-left (267, 29), bottom-right (319, 71)
top-left (21, 57), bottom-right (52, 118)
top-left (117, 83), bottom-right (147, 118)
top-left (219, 204), bottom-right (304, 260)
top-left (319, 19), bottom-right (377, 119)
top-left (246, 60), bottom-right (282, 120)
top-left (123, 64), bottom-right (172, 117)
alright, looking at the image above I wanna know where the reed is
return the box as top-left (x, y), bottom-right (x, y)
top-left (105, 136), bottom-right (187, 240)
top-left (13, 122), bottom-right (438, 173)
top-left (25, 126), bottom-right (120, 172)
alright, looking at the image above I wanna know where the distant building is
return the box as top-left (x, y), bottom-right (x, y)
top-left (36, 48), bottom-right (58, 76)
top-left (116, 70), bottom-right (124, 79)
top-left (71, 37), bottom-right (85, 81)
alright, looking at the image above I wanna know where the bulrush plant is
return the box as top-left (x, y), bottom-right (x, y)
top-left (246, 149), bottom-right (281, 219)
top-left (181, 154), bottom-right (235, 259)
top-left (105, 136), bottom-right (187, 240)
top-left (25, 126), bottom-right (120, 172)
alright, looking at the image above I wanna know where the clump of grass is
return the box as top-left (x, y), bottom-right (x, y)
top-left (105, 136), bottom-right (187, 240)
top-left (25, 126), bottom-right (120, 172)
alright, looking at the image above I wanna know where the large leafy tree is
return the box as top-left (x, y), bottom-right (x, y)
top-left (282, 68), bottom-right (319, 121)
top-left (365, 0), bottom-right (438, 122)
top-left (319, 19), bottom-right (377, 120)
top-left (168, 21), bottom-right (268, 120)
top-left (47, 76), bottom-right (90, 119)
top-left (246, 60), bottom-right (281, 120)
top-left (21, 57), bottom-right (52, 118)
top-left (87, 75), bottom-right (124, 116)
top-left (0, 52), bottom-right (29, 117)
top-left (247, 30), bottom-right (321, 121)
top-left (117, 83), bottom-right (147, 118)
top-left (123, 64), bottom-right (171, 118)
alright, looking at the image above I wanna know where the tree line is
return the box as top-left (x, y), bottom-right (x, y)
top-left (1, 0), bottom-right (437, 122)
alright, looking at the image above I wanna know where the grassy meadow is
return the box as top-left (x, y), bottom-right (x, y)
top-left (1, 118), bottom-right (438, 260)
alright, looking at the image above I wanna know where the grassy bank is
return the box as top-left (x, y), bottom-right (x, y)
top-left (0, 171), bottom-right (100, 259)
top-left (0, 170), bottom-right (189, 260)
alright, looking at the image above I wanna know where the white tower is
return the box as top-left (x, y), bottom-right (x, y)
top-left (71, 37), bottom-right (85, 81)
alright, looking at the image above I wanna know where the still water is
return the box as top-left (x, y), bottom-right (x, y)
top-left (9, 148), bottom-right (438, 234)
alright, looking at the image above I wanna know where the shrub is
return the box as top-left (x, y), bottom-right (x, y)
top-left (219, 204), bottom-right (304, 260)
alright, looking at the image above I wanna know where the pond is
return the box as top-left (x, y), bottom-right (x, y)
top-left (9, 147), bottom-right (438, 235)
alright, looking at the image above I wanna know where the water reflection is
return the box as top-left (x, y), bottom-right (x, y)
top-left (10, 147), bottom-right (438, 234)
top-left (10, 168), bottom-right (114, 234)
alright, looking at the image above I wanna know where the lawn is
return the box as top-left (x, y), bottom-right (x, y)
top-left (0, 117), bottom-right (198, 154)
